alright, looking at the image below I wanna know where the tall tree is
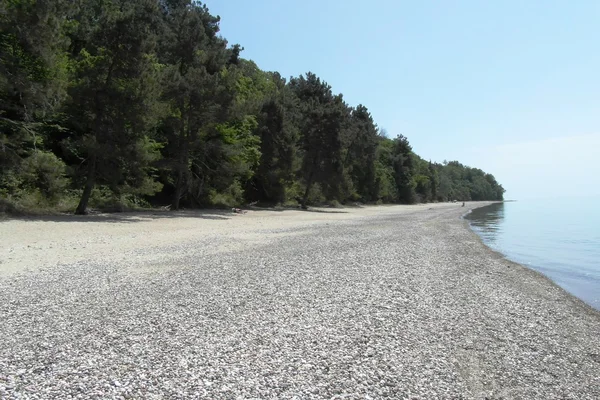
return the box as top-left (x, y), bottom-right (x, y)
top-left (289, 73), bottom-right (345, 208)
top-left (157, 0), bottom-right (232, 209)
top-left (246, 72), bottom-right (299, 204)
top-left (392, 135), bottom-right (416, 204)
top-left (428, 161), bottom-right (439, 201)
top-left (342, 105), bottom-right (379, 201)
top-left (65, 0), bottom-right (163, 214)
top-left (374, 137), bottom-right (398, 203)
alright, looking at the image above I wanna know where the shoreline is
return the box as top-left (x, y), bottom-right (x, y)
top-left (1, 202), bottom-right (599, 398)
top-left (463, 203), bottom-right (600, 315)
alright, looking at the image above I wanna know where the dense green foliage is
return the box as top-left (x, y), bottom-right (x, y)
top-left (0, 0), bottom-right (504, 214)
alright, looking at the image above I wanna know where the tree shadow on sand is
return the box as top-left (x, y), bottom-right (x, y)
top-left (246, 206), bottom-right (349, 214)
top-left (2, 204), bottom-right (354, 223)
top-left (3, 209), bottom-right (233, 223)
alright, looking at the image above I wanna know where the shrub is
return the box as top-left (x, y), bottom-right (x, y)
top-left (209, 180), bottom-right (245, 208)
top-left (20, 152), bottom-right (69, 202)
top-left (329, 199), bottom-right (343, 208)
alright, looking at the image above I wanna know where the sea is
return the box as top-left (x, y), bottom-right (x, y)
top-left (466, 198), bottom-right (600, 310)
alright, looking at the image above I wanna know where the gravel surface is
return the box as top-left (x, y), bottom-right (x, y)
top-left (1, 204), bottom-right (599, 399)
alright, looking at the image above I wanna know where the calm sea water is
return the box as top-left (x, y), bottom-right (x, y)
top-left (466, 198), bottom-right (600, 310)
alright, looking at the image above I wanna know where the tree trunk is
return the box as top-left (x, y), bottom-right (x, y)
top-left (172, 103), bottom-right (187, 210)
top-left (301, 170), bottom-right (314, 210)
top-left (75, 153), bottom-right (96, 215)
top-left (76, 72), bottom-right (109, 215)
top-left (172, 167), bottom-right (184, 210)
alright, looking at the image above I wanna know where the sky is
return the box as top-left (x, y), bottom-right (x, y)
top-left (207, 0), bottom-right (600, 200)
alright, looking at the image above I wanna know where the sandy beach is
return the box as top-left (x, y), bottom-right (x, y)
top-left (1, 203), bottom-right (599, 399)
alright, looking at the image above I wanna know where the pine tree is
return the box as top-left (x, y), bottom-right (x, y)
top-left (66, 0), bottom-right (164, 214)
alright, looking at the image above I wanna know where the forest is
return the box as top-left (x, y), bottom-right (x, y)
top-left (0, 0), bottom-right (505, 214)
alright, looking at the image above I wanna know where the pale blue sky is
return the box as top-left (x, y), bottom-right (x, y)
top-left (207, 0), bottom-right (600, 199)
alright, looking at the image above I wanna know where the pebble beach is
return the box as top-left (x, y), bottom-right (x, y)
top-left (1, 203), bottom-right (599, 399)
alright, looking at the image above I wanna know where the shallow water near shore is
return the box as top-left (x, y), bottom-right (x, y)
top-left (466, 198), bottom-right (600, 310)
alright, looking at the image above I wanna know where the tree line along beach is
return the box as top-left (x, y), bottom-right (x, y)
top-left (1, 1), bottom-right (599, 398)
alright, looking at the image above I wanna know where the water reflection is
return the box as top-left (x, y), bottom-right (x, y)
top-left (466, 202), bottom-right (505, 246)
